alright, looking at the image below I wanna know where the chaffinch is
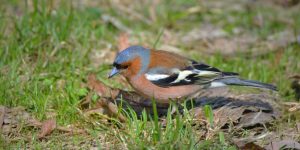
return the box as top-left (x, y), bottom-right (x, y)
top-left (108, 46), bottom-right (276, 103)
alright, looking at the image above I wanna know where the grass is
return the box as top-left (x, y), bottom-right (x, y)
top-left (0, 0), bottom-right (300, 149)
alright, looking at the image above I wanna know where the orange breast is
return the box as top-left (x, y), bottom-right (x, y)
top-left (128, 75), bottom-right (202, 103)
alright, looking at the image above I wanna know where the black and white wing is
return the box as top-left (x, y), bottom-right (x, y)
top-left (145, 62), bottom-right (238, 87)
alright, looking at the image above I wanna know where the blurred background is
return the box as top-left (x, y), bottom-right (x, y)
top-left (0, 0), bottom-right (300, 148)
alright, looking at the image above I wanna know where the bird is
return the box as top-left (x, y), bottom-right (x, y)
top-left (108, 46), bottom-right (277, 103)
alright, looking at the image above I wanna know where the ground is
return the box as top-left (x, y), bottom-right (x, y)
top-left (0, 0), bottom-right (300, 149)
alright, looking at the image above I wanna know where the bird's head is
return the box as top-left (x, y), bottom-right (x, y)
top-left (108, 46), bottom-right (150, 78)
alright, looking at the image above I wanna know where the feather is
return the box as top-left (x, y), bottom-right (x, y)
top-left (171, 70), bottom-right (194, 84)
top-left (210, 82), bottom-right (227, 88)
top-left (145, 74), bottom-right (170, 81)
top-left (146, 61), bottom-right (233, 87)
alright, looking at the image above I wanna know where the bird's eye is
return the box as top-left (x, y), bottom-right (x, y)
top-left (114, 63), bottom-right (128, 69)
top-left (114, 63), bottom-right (121, 69)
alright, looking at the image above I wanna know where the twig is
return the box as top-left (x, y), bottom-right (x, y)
top-left (101, 14), bottom-right (132, 33)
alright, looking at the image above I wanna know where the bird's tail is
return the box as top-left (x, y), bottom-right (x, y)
top-left (210, 77), bottom-right (277, 91)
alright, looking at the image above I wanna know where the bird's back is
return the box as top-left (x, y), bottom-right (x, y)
top-left (148, 50), bottom-right (191, 69)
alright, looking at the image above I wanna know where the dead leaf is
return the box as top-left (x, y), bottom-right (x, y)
top-left (238, 111), bottom-right (275, 128)
top-left (96, 98), bottom-right (127, 122)
top-left (265, 140), bottom-right (300, 150)
top-left (1, 105), bottom-right (86, 144)
top-left (56, 126), bottom-right (86, 135)
top-left (233, 132), bottom-right (273, 149)
top-left (188, 87), bottom-right (280, 130)
top-left (83, 98), bottom-right (126, 123)
top-left (84, 107), bottom-right (106, 117)
top-left (28, 118), bottom-right (86, 135)
top-left (87, 74), bottom-right (118, 98)
top-left (1, 106), bottom-right (32, 135)
top-left (38, 119), bottom-right (56, 139)
top-left (239, 142), bottom-right (264, 150)
top-left (118, 33), bottom-right (130, 51)
top-left (213, 106), bottom-right (245, 128)
top-left (79, 92), bottom-right (93, 109)
top-left (86, 74), bottom-right (127, 121)
top-left (28, 118), bottom-right (42, 126)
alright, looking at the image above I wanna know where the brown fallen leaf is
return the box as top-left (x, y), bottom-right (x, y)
top-left (86, 74), bottom-right (127, 122)
top-left (233, 132), bottom-right (273, 149)
top-left (1, 106), bottom-right (87, 144)
top-left (87, 74), bottom-right (119, 98)
top-left (239, 142), bottom-right (264, 150)
top-left (84, 98), bottom-right (127, 122)
top-left (265, 140), bottom-right (300, 150)
top-left (38, 119), bottom-right (56, 139)
top-left (28, 118), bottom-right (42, 126)
top-left (190, 87), bottom-right (280, 130)
top-left (102, 98), bottom-right (127, 122)
top-left (56, 126), bottom-right (86, 135)
top-left (83, 107), bottom-right (106, 117)
top-left (118, 33), bottom-right (130, 51)
top-left (28, 117), bottom-right (86, 136)
top-left (213, 106), bottom-right (245, 129)
top-left (1, 106), bottom-right (32, 135)
top-left (79, 91), bottom-right (93, 109)
top-left (238, 111), bottom-right (275, 128)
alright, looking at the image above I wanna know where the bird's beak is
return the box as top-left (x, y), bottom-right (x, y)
top-left (108, 67), bottom-right (119, 78)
